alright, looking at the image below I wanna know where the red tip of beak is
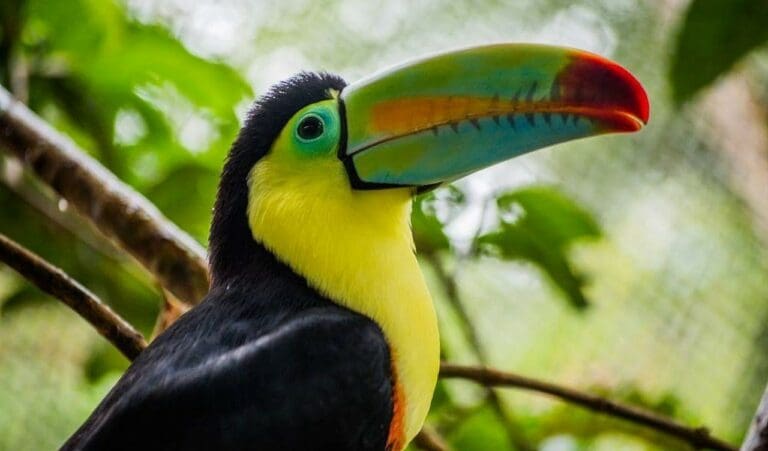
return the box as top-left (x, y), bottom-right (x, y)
top-left (558, 51), bottom-right (650, 131)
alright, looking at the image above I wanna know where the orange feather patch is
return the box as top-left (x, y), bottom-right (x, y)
top-left (386, 369), bottom-right (406, 451)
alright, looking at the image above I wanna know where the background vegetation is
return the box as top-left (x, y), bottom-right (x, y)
top-left (1, 0), bottom-right (767, 449)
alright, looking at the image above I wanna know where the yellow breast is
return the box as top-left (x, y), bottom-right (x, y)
top-left (247, 155), bottom-right (440, 447)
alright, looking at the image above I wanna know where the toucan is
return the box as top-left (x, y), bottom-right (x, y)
top-left (62, 44), bottom-right (648, 451)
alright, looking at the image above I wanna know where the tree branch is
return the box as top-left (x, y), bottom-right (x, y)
top-left (413, 424), bottom-right (450, 451)
top-left (152, 288), bottom-right (190, 339)
top-left (440, 363), bottom-right (737, 451)
top-left (741, 384), bottom-right (768, 451)
top-left (0, 232), bottom-right (147, 360)
top-left (0, 84), bottom-right (210, 305)
top-left (423, 251), bottom-right (534, 451)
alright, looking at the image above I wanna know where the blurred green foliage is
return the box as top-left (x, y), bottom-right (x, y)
top-left (412, 191), bottom-right (457, 255)
top-left (21, 0), bottom-right (249, 187)
top-left (479, 187), bottom-right (602, 309)
top-left (671, 0), bottom-right (768, 104)
top-left (1, 0), bottom-right (768, 450)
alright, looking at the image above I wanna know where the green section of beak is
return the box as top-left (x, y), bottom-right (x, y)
top-left (339, 44), bottom-right (649, 189)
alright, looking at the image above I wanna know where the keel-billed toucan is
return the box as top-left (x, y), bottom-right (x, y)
top-left (63, 44), bottom-right (648, 451)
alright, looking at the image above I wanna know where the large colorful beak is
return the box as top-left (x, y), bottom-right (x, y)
top-left (339, 44), bottom-right (649, 189)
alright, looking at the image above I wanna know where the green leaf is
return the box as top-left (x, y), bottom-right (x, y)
top-left (83, 343), bottom-right (130, 383)
top-left (412, 186), bottom-right (465, 254)
top-left (447, 405), bottom-right (511, 451)
top-left (0, 285), bottom-right (49, 316)
top-left (24, 0), bottom-right (123, 58)
top-left (25, 0), bottom-right (251, 181)
top-left (412, 197), bottom-right (451, 253)
top-left (145, 164), bottom-right (219, 244)
top-left (82, 24), bottom-right (250, 121)
top-left (671, 0), bottom-right (768, 104)
top-left (478, 186), bottom-right (601, 309)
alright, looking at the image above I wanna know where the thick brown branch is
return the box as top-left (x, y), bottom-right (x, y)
top-left (440, 363), bottom-right (737, 451)
top-left (0, 232), bottom-right (147, 359)
top-left (0, 85), bottom-right (210, 305)
top-left (741, 384), bottom-right (768, 451)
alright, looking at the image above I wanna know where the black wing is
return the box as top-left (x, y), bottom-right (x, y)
top-left (62, 307), bottom-right (394, 451)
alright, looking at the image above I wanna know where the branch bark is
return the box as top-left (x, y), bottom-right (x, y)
top-left (741, 384), bottom-right (768, 451)
top-left (441, 363), bottom-right (737, 451)
top-left (0, 232), bottom-right (146, 359)
top-left (0, 84), bottom-right (210, 305)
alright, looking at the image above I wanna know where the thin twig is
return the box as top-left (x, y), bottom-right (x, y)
top-left (440, 363), bottom-right (737, 451)
top-left (413, 424), bottom-right (450, 451)
top-left (0, 84), bottom-right (210, 305)
top-left (424, 250), bottom-right (533, 451)
top-left (740, 384), bottom-right (768, 451)
top-left (152, 288), bottom-right (190, 338)
top-left (425, 252), bottom-right (485, 359)
top-left (0, 232), bottom-right (147, 359)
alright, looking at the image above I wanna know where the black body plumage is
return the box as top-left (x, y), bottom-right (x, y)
top-left (62, 73), bottom-right (395, 451)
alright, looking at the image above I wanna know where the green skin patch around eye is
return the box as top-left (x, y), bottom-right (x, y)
top-left (284, 99), bottom-right (341, 158)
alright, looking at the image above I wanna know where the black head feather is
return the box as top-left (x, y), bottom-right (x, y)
top-left (209, 72), bottom-right (347, 286)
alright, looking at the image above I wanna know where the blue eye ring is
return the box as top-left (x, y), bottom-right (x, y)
top-left (296, 113), bottom-right (325, 142)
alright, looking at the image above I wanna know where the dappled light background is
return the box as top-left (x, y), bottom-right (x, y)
top-left (1, 0), bottom-right (767, 450)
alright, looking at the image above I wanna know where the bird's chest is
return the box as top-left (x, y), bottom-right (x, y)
top-left (246, 183), bottom-right (440, 445)
top-left (369, 274), bottom-right (440, 448)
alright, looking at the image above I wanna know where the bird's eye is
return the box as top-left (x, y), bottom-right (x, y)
top-left (297, 114), bottom-right (324, 141)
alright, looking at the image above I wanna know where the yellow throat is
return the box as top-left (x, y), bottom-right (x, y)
top-left (246, 144), bottom-right (439, 446)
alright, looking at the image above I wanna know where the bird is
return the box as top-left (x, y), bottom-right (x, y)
top-left (62, 44), bottom-right (648, 451)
